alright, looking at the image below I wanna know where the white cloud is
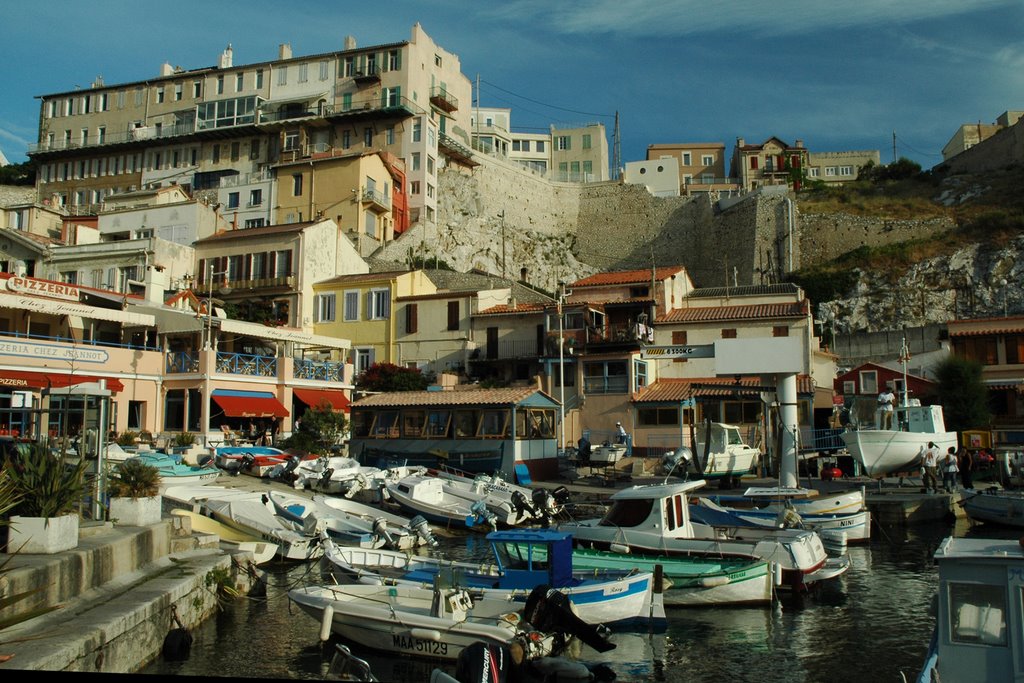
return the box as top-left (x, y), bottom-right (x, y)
top-left (492, 0), bottom-right (1014, 37)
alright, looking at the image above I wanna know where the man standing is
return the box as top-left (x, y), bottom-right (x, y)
top-left (877, 387), bottom-right (895, 429)
top-left (922, 441), bottom-right (940, 494)
top-left (957, 446), bottom-right (974, 490)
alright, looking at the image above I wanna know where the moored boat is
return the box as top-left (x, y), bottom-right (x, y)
top-left (384, 472), bottom-right (509, 531)
top-left (266, 490), bottom-right (414, 549)
top-left (960, 487), bottom-right (1024, 528)
top-left (169, 508), bottom-right (279, 564)
top-left (201, 493), bottom-right (321, 561)
top-left (842, 403), bottom-right (957, 477)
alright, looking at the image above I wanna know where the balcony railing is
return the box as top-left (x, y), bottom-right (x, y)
top-left (583, 376), bottom-right (629, 394)
top-left (294, 358), bottom-right (345, 382)
top-left (430, 86), bottom-right (459, 113)
top-left (361, 187), bottom-right (391, 211)
top-left (219, 169), bottom-right (273, 188)
top-left (351, 65), bottom-right (381, 83)
top-left (321, 95), bottom-right (419, 119)
top-left (216, 351), bottom-right (277, 377)
top-left (227, 276), bottom-right (295, 290)
top-left (482, 339), bottom-right (543, 360)
top-left (166, 351), bottom-right (199, 374)
top-left (30, 123), bottom-right (198, 154)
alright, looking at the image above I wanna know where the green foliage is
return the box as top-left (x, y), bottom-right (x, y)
top-left (356, 362), bottom-right (432, 392)
top-left (108, 458), bottom-right (161, 499)
top-left (789, 268), bottom-right (860, 309)
top-left (0, 160), bottom-right (35, 186)
top-left (223, 299), bottom-right (283, 325)
top-left (0, 467), bottom-right (23, 526)
top-left (934, 356), bottom-right (992, 432)
top-left (960, 210), bottom-right (1024, 240)
top-left (859, 157), bottom-right (922, 183)
top-left (283, 403), bottom-right (349, 453)
top-left (6, 441), bottom-right (88, 518)
top-left (116, 430), bottom-right (139, 447)
top-left (173, 431), bottom-right (196, 447)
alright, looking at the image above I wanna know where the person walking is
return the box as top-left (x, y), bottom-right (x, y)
top-left (614, 421), bottom-right (627, 445)
top-left (922, 441), bottom-right (940, 494)
top-left (941, 447), bottom-right (959, 493)
top-left (957, 446), bottom-right (974, 490)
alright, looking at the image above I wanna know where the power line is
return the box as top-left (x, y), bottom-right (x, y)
top-left (479, 79), bottom-right (613, 119)
top-left (894, 134), bottom-right (941, 160)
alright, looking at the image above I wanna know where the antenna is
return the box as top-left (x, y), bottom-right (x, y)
top-left (611, 111), bottom-right (621, 181)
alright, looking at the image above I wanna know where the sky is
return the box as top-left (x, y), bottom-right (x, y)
top-left (1, 1), bottom-right (1021, 169)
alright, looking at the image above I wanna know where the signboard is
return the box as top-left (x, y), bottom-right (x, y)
top-left (0, 339), bottom-right (109, 364)
top-left (640, 344), bottom-right (715, 360)
top-left (5, 276), bottom-right (80, 302)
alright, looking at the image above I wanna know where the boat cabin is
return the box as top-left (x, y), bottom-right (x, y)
top-left (596, 480), bottom-right (706, 540)
top-left (929, 537), bottom-right (1024, 682)
top-left (488, 529), bottom-right (574, 589)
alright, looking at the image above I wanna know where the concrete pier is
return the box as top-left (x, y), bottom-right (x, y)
top-left (0, 517), bottom-right (260, 673)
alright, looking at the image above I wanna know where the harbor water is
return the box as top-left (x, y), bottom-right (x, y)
top-left (141, 518), bottom-right (987, 682)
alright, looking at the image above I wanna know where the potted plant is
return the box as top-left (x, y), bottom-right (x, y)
top-left (107, 458), bottom-right (162, 526)
top-left (6, 441), bottom-right (88, 554)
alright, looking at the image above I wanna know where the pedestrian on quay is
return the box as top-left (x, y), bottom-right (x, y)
top-left (877, 387), bottom-right (895, 429)
top-left (922, 441), bottom-right (940, 493)
top-left (957, 446), bottom-right (974, 490)
top-left (941, 446), bottom-right (959, 493)
top-left (614, 421), bottom-right (627, 445)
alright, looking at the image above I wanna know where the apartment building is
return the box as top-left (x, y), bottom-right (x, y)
top-left (730, 137), bottom-right (810, 191)
top-left (29, 23), bottom-right (472, 229)
top-left (645, 142), bottom-right (734, 195)
top-left (550, 123), bottom-right (609, 182)
top-left (942, 112), bottom-right (1022, 162)
top-left (807, 150), bottom-right (880, 185)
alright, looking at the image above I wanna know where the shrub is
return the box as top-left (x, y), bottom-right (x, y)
top-left (108, 458), bottom-right (161, 499)
top-left (6, 441), bottom-right (88, 518)
top-left (116, 431), bottom-right (139, 447)
top-left (174, 432), bottom-right (196, 447)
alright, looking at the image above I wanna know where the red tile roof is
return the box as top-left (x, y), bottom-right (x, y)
top-left (196, 221), bottom-right (317, 243)
top-left (657, 302), bottom-right (807, 323)
top-left (352, 386), bottom-right (552, 408)
top-left (571, 267), bottom-right (685, 288)
top-left (475, 302), bottom-right (547, 316)
top-left (634, 375), bottom-right (814, 403)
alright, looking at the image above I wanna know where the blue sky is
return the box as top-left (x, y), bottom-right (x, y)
top-left (2, 1), bottom-right (1021, 169)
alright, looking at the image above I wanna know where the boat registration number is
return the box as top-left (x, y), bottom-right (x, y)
top-left (392, 634), bottom-right (449, 656)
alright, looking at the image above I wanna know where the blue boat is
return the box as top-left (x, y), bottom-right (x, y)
top-left (320, 528), bottom-right (667, 630)
top-left (129, 452), bottom-right (220, 490)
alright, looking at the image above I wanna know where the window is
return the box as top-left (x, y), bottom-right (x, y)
top-left (277, 66), bottom-right (287, 85)
top-left (948, 582), bottom-right (1007, 646)
top-left (634, 359), bottom-right (648, 391)
top-left (702, 154), bottom-right (714, 165)
top-left (809, 167), bottom-right (820, 177)
top-left (412, 118), bottom-right (422, 142)
top-left (249, 189), bottom-right (262, 206)
top-left (212, 144), bottom-right (220, 163)
top-left (342, 130), bottom-right (351, 148)
top-left (405, 303), bottom-right (418, 333)
top-left (388, 49), bottom-right (401, 71)
top-left (682, 152), bottom-right (692, 165)
top-left (174, 83), bottom-right (182, 101)
top-left (582, 134), bottom-right (591, 150)
top-left (772, 326), bottom-right (789, 337)
top-left (344, 57), bottom-right (354, 77)
top-left (298, 63), bottom-right (308, 83)
top-left (583, 160), bottom-right (592, 176)
top-left (368, 288), bottom-right (390, 320)
top-left (843, 380), bottom-right (856, 395)
top-left (319, 60), bottom-right (329, 80)
top-left (447, 301), bottom-right (459, 331)
top-left (825, 167), bottom-right (837, 177)
top-left (723, 401), bottom-right (761, 424)
top-left (426, 184), bottom-right (435, 199)
top-left (255, 70), bottom-right (263, 89)
top-left (749, 156), bottom-right (759, 170)
top-left (840, 166), bottom-right (853, 176)
top-left (859, 370), bottom-right (878, 395)
top-left (292, 174), bottom-right (303, 196)
top-left (344, 290), bottom-right (360, 321)
top-left (230, 141), bottom-right (240, 161)
top-left (434, 54), bottom-right (442, 67)
top-left (355, 348), bottom-right (374, 374)
top-left (721, 328), bottom-right (737, 339)
top-left (953, 336), bottom-right (998, 365)
top-left (236, 73), bottom-right (244, 91)
top-left (427, 156), bottom-right (435, 175)
top-left (192, 80), bottom-right (202, 98)
top-left (154, 87), bottom-right (164, 104)
top-left (97, 126), bottom-right (106, 144)
top-left (227, 192), bottom-right (239, 209)
top-left (1006, 335), bottom-right (1024, 364)
top-left (556, 136), bottom-right (571, 151)
top-left (584, 360), bottom-right (628, 394)
top-left (411, 153), bottom-right (421, 171)
top-left (244, 218), bottom-right (266, 228)
top-left (315, 293), bottom-right (336, 322)
top-left (638, 407), bottom-right (679, 426)
top-left (283, 129), bottom-right (299, 151)
top-left (250, 138), bottom-right (260, 160)
top-left (385, 126), bottom-right (395, 145)
top-left (383, 86), bottom-right (400, 107)
top-left (363, 127), bottom-right (373, 146)
top-left (216, 76), bottom-right (224, 95)
top-left (410, 181), bottom-right (420, 195)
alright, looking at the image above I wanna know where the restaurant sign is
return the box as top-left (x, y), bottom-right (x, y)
top-left (0, 339), bottom-right (108, 364)
top-left (5, 276), bottom-right (81, 302)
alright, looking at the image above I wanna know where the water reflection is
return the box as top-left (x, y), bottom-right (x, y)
top-left (142, 519), bottom-right (956, 682)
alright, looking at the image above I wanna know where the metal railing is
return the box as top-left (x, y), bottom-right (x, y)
top-left (216, 351), bottom-right (277, 377)
top-left (361, 187), bottom-right (391, 210)
top-left (430, 86), bottom-right (459, 111)
top-left (583, 376), bottom-right (629, 394)
top-left (166, 351), bottom-right (199, 374)
top-left (0, 330), bottom-right (158, 353)
top-left (293, 358), bottom-right (345, 382)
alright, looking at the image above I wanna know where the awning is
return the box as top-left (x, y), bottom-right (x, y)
top-left (293, 388), bottom-right (350, 413)
top-left (211, 389), bottom-right (289, 418)
top-left (0, 292), bottom-right (155, 326)
top-left (0, 369), bottom-right (124, 392)
top-left (218, 318), bottom-right (350, 350)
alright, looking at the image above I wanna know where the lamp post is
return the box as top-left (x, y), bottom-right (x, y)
top-left (557, 282), bottom-right (566, 452)
top-left (204, 264), bottom-right (229, 351)
top-left (1001, 278), bottom-right (1009, 317)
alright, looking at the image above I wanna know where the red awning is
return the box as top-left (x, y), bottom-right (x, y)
top-left (0, 370), bottom-right (124, 393)
top-left (212, 393), bottom-right (289, 418)
top-left (293, 388), bottom-right (351, 413)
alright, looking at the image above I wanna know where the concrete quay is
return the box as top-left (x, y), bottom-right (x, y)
top-left (0, 515), bottom-right (261, 673)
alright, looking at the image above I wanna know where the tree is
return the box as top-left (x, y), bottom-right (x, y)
top-left (283, 402), bottom-right (348, 453)
top-left (934, 356), bottom-right (991, 432)
top-left (0, 161), bottom-right (35, 186)
top-left (356, 362), bottom-right (433, 392)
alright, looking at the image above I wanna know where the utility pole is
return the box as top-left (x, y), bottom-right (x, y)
top-left (892, 130), bottom-right (897, 163)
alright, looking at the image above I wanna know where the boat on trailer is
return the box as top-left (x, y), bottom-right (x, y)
top-left (841, 403), bottom-right (957, 477)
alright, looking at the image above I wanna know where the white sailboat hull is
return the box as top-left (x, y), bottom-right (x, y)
top-left (842, 429), bottom-right (957, 476)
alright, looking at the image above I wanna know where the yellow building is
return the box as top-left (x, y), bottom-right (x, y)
top-left (312, 269), bottom-right (436, 374)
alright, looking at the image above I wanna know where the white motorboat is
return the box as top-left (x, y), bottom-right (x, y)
top-left (842, 403), bottom-right (957, 477)
top-left (314, 493), bottom-right (438, 547)
top-left (690, 422), bottom-right (761, 482)
top-left (169, 508), bottom-right (280, 564)
top-left (266, 490), bottom-right (417, 550)
top-left (960, 488), bottom-right (1024, 528)
top-left (427, 468), bottom-right (570, 526)
top-left (318, 530), bottom-right (667, 629)
top-left (201, 493), bottom-right (321, 561)
top-left (557, 479), bottom-right (847, 590)
top-left (292, 456), bottom-right (385, 497)
top-left (916, 537), bottom-right (1024, 683)
top-left (384, 473), bottom-right (511, 531)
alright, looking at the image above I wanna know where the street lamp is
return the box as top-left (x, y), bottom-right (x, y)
top-left (1001, 278), bottom-right (1009, 318)
top-left (204, 264), bottom-right (230, 351)
top-left (557, 282), bottom-right (570, 452)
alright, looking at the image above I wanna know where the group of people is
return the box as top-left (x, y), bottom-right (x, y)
top-left (920, 441), bottom-right (975, 493)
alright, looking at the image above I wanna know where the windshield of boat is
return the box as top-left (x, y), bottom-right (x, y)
top-left (598, 498), bottom-right (654, 527)
top-left (492, 541), bottom-right (549, 571)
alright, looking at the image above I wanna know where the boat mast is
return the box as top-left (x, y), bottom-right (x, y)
top-left (898, 336), bottom-right (910, 407)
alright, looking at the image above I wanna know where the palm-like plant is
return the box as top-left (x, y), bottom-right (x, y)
top-left (6, 440), bottom-right (88, 519)
top-left (108, 458), bottom-right (161, 499)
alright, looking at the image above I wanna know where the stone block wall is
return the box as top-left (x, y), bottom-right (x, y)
top-left (799, 213), bottom-right (956, 264)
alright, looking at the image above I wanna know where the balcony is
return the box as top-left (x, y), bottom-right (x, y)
top-left (216, 351), bottom-right (277, 377)
top-left (223, 275), bottom-right (296, 291)
top-left (166, 351), bottom-right (199, 374)
top-left (351, 65), bottom-right (381, 84)
top-left (361, 187), bottom-right (391, 212)
top-left (293, 358), bottom-right (345, 382)
top-left (430, 87), bottom-right (459, 113)
top-left (29, 122), bottom-right (199, 157)
top-left (477, 339), bottom-right (543, 361)
top-left (438, 133), bottom-right (478, 167)
top-left (321, 95), bottom-right (419, 122)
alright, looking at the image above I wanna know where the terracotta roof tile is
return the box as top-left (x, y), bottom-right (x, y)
top-left (571, 267), bottom-right (685, 288)
top-left (196, 220), bottom-right (318, 243)
top-left (352, 386), bottom-right (549, 408)
top-left (657, 302), bottom-right (807, 323)
top-left (475, 302), bottom-right (548, 316)
top-left (634, 375), bottom-right (814, 403)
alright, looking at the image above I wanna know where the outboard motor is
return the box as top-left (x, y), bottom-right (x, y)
top-left (531, 488), bottom-right (555, 528)
top-left (318, 467), bottom-right (335, 491)
top-left (551, 486), bottom-right (571, 508)
top-left (278, 455), bottom-right (302, 485)
top-left (468, 499), bottom-right (498, 531)
top-left (372, 517), bottom-right (398, 550)
top-left (522, 586), bottom-right (616, 654)
top-left (342, 472), bottom-right (369, 499)
top-left (454, 641), bottom-right (514, 683)
top-left (408, 515), bottom-right (438, 547)
top-left (511, 490), bottom-right (537, 523)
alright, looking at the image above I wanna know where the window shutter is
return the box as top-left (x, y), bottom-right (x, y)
top-left (366, 291), bottom-right (374, 320)
top-left (406, 303), bottom-right (418, 333)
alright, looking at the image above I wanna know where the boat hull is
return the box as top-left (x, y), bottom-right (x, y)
top-left (842, 429), bottom-right (957, 477)
top-left (961, 490), bottom-right (1024, 528)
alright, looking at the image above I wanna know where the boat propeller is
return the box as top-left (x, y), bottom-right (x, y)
top-left (511, 490), bottom-right (539, 523)
top-left (342, 473), bottom-right (369, 499)
top-left (372, 517), bottom-right (398, 550)
top-left (467, 499), bottom-right (498, 531)
top-left (408, 515), bottom-right (438, 547)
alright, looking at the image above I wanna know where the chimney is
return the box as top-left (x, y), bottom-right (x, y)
top-left (736, 137), bottom-right (745, 148)
top-left (159, 62), bottom-right (174, 77)
top-left (219, 44), bottom-right (233, 68)
top-left (91, 75), bottom-right (104, 88)
top-left (795, 139), bottom-right (804, 148)
top-left (343, 35), bottom-right (357, 50)
top-left (279, 43), bottom-right (292, 60)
